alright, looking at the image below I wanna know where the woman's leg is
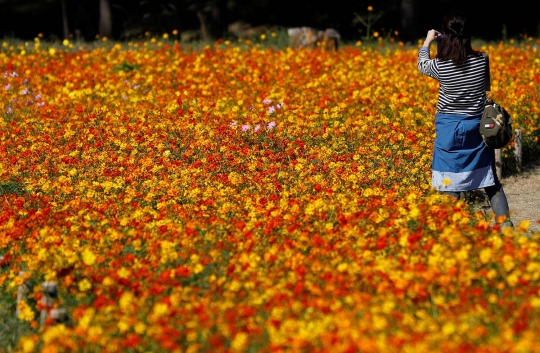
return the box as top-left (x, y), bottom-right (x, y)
top-left (484, 183), bottom-right (512, 225)
top-left (486, 149), bottom-right (513, 227)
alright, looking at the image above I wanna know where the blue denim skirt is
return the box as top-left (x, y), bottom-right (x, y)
top-left (432, 113), bottom-right (496, 191)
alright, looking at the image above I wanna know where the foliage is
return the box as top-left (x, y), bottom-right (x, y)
top-left (352, 5), bottom-right (385, 42)
top-left (112, 62), bottom-right (140, 73)
top-left (0, 37), bottom-right (539, 352)
top-left (0, 299), bottom-right (34, 353)
top-left (0, 180), bottom-right (27, 197)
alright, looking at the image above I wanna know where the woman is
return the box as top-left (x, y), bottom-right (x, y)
top-left (417, 12), bottom-right (513, 229)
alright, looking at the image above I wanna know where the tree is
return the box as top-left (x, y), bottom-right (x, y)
top-left (186, 0), bottom-right (227, 42)
top-left (99, 0), bottom-right (112, 38)
top-left (61, 0), bottom-right (69, 39)
top-left (400, 0), bottom-right (417, 42)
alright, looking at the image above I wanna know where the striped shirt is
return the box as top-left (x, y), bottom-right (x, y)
top-left (418, 47), bottom-right (490, 115)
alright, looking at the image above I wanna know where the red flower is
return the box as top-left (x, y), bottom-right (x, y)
top-left (175, 266), bottom-right (191, 278)
top-left (122, 334), bottom-right (141, 349)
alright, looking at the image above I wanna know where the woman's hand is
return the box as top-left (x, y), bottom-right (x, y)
top-left (423, 29), bottom-right (442, 47)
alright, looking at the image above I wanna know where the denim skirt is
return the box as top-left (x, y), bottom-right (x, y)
top-left (431, 113), bottom-right (496, 191)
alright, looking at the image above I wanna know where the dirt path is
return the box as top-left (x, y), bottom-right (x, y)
top-left (502, 162), bottom-right (540, 233)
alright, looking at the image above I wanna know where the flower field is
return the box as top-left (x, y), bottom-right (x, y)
top-left (1, 38), bottom-right (540, 352)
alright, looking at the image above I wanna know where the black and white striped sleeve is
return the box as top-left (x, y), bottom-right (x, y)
top-left (417, 47), bottom-right (439, 80)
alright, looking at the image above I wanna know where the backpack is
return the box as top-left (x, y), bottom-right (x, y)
top-left (479, 101), bottom-right (513, 149)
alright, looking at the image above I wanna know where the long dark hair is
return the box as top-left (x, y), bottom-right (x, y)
top-left (436, 12), bottom-right (482, 65)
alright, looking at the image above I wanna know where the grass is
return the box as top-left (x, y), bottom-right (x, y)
top-left (0, 279), bottom-right (35, 352)
top-left (0, 179), bottom-right (30, 351)
top-left (0, 180), bottom-right (27, 197)
top-left (1, 26), bottom-right (533, 55)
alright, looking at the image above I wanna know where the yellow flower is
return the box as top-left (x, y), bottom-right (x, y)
top-left (153, 302), bottom-right (168, 317)
top-left (531, 297), bottom-right (540, 308)
top-left (337, 263), bottom-right (348, 272)
top-left (228, 172), bottom-right (242, 185)
top-left (20, 337), bottom-right (36, 353)
top-left (117, 267), bottom-right (130, 279)
top-left (78, 278), bottom-right (92, 292)
top-left (17, 300), bottom-right (35, 322)
top-left (231, 332), bottom-right (248, 352)
top-left (372, 315), bottom-right (387, 330)
top-left (479, 248), bottom-right (492, 264)
top-left (518, 220), bottom-right (531, 232)
top-left (135, 322), bottom-right (147, 334)
top-left (506, 272), bottom-right (518, 287)
top-left (502, 255), bottom-right (515, 272)
top-left (81, 248), bottom-right (96, 266)
top-left (442, 322), bottom-right (456, 335)
top-left (119, 291), bottom-right (134, 310)
top-left (13, 275), bottom-right (24, 287)
top-left (102, 276), bottom-right (113, 286)
top-left (118, 320), bottom-right (130, 333)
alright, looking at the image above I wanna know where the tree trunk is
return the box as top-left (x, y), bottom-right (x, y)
top-left (210, 2), bottom-right (223, 39)
top-left (61, 0), bottom-right (69, 39)
top-left (197, 10), bottom-right (209, 42)
top-left (99, 0), bottom-right (113, 38)
top-left (400, 0), bottom-right (417, 43)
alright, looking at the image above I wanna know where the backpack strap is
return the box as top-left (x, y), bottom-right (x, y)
top-left (482, 52), bottom-right (491, 92)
